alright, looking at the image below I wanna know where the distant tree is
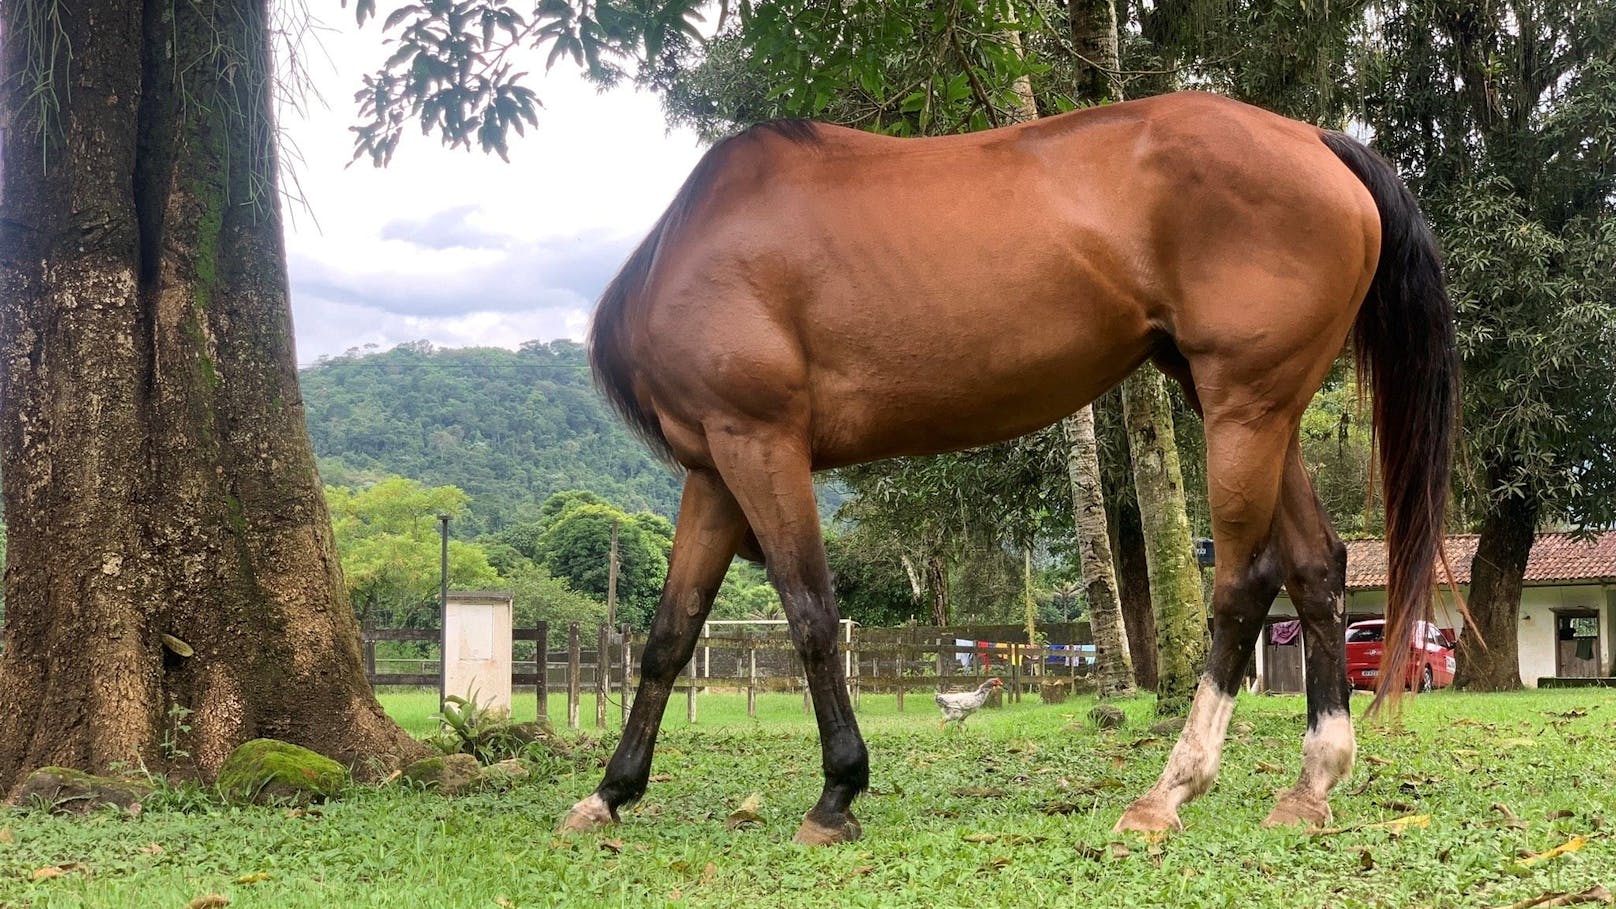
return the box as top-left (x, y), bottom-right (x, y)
top-left (824, 532), bottom-right (923, 628)
top-left (326, 477), bottom-right (502, 629)
top-left (505, 562), bottom-right (607, 634)
top-left (531, 501), bottom-right (673, 629)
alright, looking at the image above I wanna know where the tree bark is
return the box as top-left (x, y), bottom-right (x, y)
top-left (0, 0), bottom-right (426, 793)
top-left (1454, 475), bottom-right (1538, 691)
top-left (1111, 493), bottom-right (1159, 690)
top-left (1122, 370), bottom-right (1209, 714)
top-left (1070, 0), bottom-right (1123, 103)
top-left (1064, 411), bottom-right (1135, 697)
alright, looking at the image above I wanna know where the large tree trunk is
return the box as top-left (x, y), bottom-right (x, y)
top-left (1122, 370), bottom-right (1209, 714)
top-left (1111, 494), bottom-right (1159, 690)
top-left (0, 0), bottom-right (427, 792)
top-left (1064, 411), bottom-right (1135, 697)
top-left (1454, 475), bottom-right (1538, 691)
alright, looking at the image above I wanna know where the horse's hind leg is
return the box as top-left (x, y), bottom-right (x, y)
top-left (559, 469), bottom-right (746, 833)
top-left (1263, 446), bottom-right (1354, 828)
top-left (707, 426), bottom-right (868, 845)
top-left (1116, 382), bottom-right (1293, 833)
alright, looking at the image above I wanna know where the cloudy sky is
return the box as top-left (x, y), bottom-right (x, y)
top-left (280, 15), bottom-right (706, 363)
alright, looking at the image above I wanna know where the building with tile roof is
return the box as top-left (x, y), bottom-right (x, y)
top-left (1261, 530), bottom-right (1615, 692)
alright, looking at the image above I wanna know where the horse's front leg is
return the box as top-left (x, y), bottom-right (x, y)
top-left (709, 428), bottom-right (868, 845)
top-left (558, 470), bottom-right (746, 833)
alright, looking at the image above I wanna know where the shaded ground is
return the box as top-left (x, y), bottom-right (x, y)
top-left (0, 689), bottom-right (1611, 907)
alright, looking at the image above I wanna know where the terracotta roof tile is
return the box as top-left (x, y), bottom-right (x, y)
top-left (1343, 530), bottom-right (1616, 591)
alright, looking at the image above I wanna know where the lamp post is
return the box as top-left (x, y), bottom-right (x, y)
top-left (438, 513), bottom-right (449, 708)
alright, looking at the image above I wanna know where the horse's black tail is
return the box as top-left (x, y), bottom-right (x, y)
top-left (1320, 132), bottom-right (1460, 712)
top-left (588, 217), bottom-right (678, 466)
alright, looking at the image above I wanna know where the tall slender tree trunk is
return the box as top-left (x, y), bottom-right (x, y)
top-left (1064, 411), bottom-right (1135, 696)
top-left (0, 0), bottom-right (426, 793)
top-left (1068, 0), bottom-right (1207, 713)
top-left (1111, 494), bottom-right (1159, 689)
top-left (1454, 471), bottom-right (1538, 691)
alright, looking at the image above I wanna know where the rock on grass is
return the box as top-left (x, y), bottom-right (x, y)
top-left (10, 767), bottom-right (152, 813)
top-left (400, 754), bottom-right (483, 795)
top-left (216, 739), bottom-right (349, 806)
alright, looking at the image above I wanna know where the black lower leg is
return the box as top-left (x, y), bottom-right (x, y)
top-left (784, 587), bottom-right (868, 824)
top-left (1204, 545), bottom-right (1285, 696)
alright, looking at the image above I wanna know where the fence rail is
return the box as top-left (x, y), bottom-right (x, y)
top-left (364, 621), bottom-right (1095, 730)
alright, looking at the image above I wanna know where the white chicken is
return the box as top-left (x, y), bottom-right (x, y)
top-left (935, 677), bottom-right (1004, 730)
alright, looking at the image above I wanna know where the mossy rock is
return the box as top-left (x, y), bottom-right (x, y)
top-left (400, 754), bottom-right (483, 795)
top-left (10, 767), bottom-right (151, 814)
top-left (478, 758), bottom-right (530, 789)
top-left (1088, 704), bottom-right (1127, 729)
top-left (1150, 716), bottom-right (1187, 736)
top-left (217, 739), bottom-right (349, 806)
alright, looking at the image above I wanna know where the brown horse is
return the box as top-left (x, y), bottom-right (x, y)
top-left (560, 91), bottom-right (1456, 844)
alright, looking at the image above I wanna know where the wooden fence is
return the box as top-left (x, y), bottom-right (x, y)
top-left (363, 621), bottom-right (1094, 730)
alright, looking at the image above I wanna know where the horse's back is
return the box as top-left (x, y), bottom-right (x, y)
top-left (617, 93), bottom-right (1379, 469)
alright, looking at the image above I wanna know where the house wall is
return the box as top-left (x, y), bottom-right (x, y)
top-left (1273, 582), bottom-right (1610, 687)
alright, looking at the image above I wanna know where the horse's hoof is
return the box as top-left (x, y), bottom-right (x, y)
top-left (1114, 797), bottom-right (1183, 834)
top-left (1262, 791), bottom-right (1331, 829)
top-left (557, 793), bottom-right (616, 834)
top-left (793, 811), bottom-right (861, 846)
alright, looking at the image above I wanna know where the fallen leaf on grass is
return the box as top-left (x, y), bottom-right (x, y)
top-left (0, 828), bottom-right (13, 845)
top-left (1374, 814), bottom-right (1431, 833)
top-left (1494, 885), bottom-right (1613, 909)
top-left (700, 862), bottom-right (717, 885)
top-left (649, 774), bottom-right (672, 783)
top-left (1355, 848), bottom-right (1375, 871)
top-left (1256, 760), bottom-right (1286, 774)
top-left (954, 786), bottom-right (1007, 798)
top-left (1545, 809), bottom-right (1576, 821)
top-left (234, 872), bottom-right (270, 884)
top-left (30, 863), bottom-right (82, 881)
top-left (140, 843), bottom-right (165, 855)
top-left (1515, 835), bottom-right (1587, 869)
top-left (963, 833), bottom-right (999, 843)
top-left (186, 895), bottom-right (229, 909)
top-left (600, 839), bottom-right (625, 854)
top-left (1315, 814), bottom-right (1431, 837)
top-left (1363, 755), bottom-right (1393, 766)
top-left (496, 898), bottom-right (518, 909)
top-left (725, 793), bottom-right (765, 830)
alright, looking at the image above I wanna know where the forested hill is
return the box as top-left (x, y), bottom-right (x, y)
top-left (299, 340), bottom-right (682, 533)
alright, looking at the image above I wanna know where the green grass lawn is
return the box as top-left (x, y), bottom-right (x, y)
top-left (1, 687), bottom-right (1612, 908)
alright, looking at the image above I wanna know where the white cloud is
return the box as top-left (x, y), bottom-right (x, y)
top-left (278, 12), bottom-right (706, 361)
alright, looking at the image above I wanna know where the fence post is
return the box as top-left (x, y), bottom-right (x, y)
top-left (853, 648), bottom-right (862, 710)
top-left (747, 644), bottom-right (757, 718)
top-left (896, 644), bottom-right (906, 713)
top-left (1010, 643), bottom-right (1021, 703)
top-left (596, 624), bottom-right (609, 729)
top-left (362, 623), bottom-right (376, 682)
top-left (687, 655), bottom-right (697, 723)
top-left (567, 622), bottom-right (581, 729)
top-left (803, 678), bottom-right (811, 714)
top-left (536, 621), bottom-right (549, 723)
top-left (936, 635), bottom-right (946, 677)
top-left (619, 623), bottom-right (631, 727)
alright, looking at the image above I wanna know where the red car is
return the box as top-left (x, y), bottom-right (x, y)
top-left (1345, 619), bottom-right (1457, 692)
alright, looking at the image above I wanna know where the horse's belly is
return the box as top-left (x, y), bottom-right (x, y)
top-left (803, 293), bottom-right (1155, 467)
